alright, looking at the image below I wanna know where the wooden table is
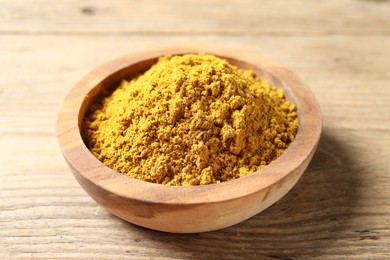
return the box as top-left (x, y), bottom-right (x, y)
top-left (1, 0), bottom-right (389, 258)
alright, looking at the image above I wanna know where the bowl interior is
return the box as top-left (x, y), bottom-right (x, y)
top-left (60, 47), bottom-right (321, 206)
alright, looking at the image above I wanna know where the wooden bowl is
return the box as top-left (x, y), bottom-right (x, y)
top-left (57, 46), bottom-right (322, 233)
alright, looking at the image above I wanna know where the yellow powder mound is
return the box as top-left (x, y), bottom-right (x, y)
top-left (82, 54), bottom-right (298, 186)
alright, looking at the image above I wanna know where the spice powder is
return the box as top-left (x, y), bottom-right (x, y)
top-left (82, 54), bottom-right (298, 186)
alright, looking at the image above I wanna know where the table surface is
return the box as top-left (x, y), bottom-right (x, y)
top-left (1, 0), bottom-right (390, 258)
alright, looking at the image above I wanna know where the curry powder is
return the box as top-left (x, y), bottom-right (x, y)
top-left (82, 54), bottom-right (298, 186)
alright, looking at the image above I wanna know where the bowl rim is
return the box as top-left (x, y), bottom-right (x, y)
top-left (57, 45), bottom-right (322, 206)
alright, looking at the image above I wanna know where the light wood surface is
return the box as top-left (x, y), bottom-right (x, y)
top-left (1, 0), bottom-right (390, 258)
top-left (57, 46), bottom-right (321, 233)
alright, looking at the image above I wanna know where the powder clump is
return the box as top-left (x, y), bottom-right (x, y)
top-left (82, 54), bottom-right (298, 186)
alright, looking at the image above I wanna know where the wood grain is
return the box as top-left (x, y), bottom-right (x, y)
top-left (1, 0), bottom-right (390, 258)
top-left (1, 0), bottom-right (390, 36)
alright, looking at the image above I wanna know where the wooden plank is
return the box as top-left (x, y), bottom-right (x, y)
top-left (1, 34), bottom-right (390, 258)
top-left (1, 0), bottom-right (390, 35)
